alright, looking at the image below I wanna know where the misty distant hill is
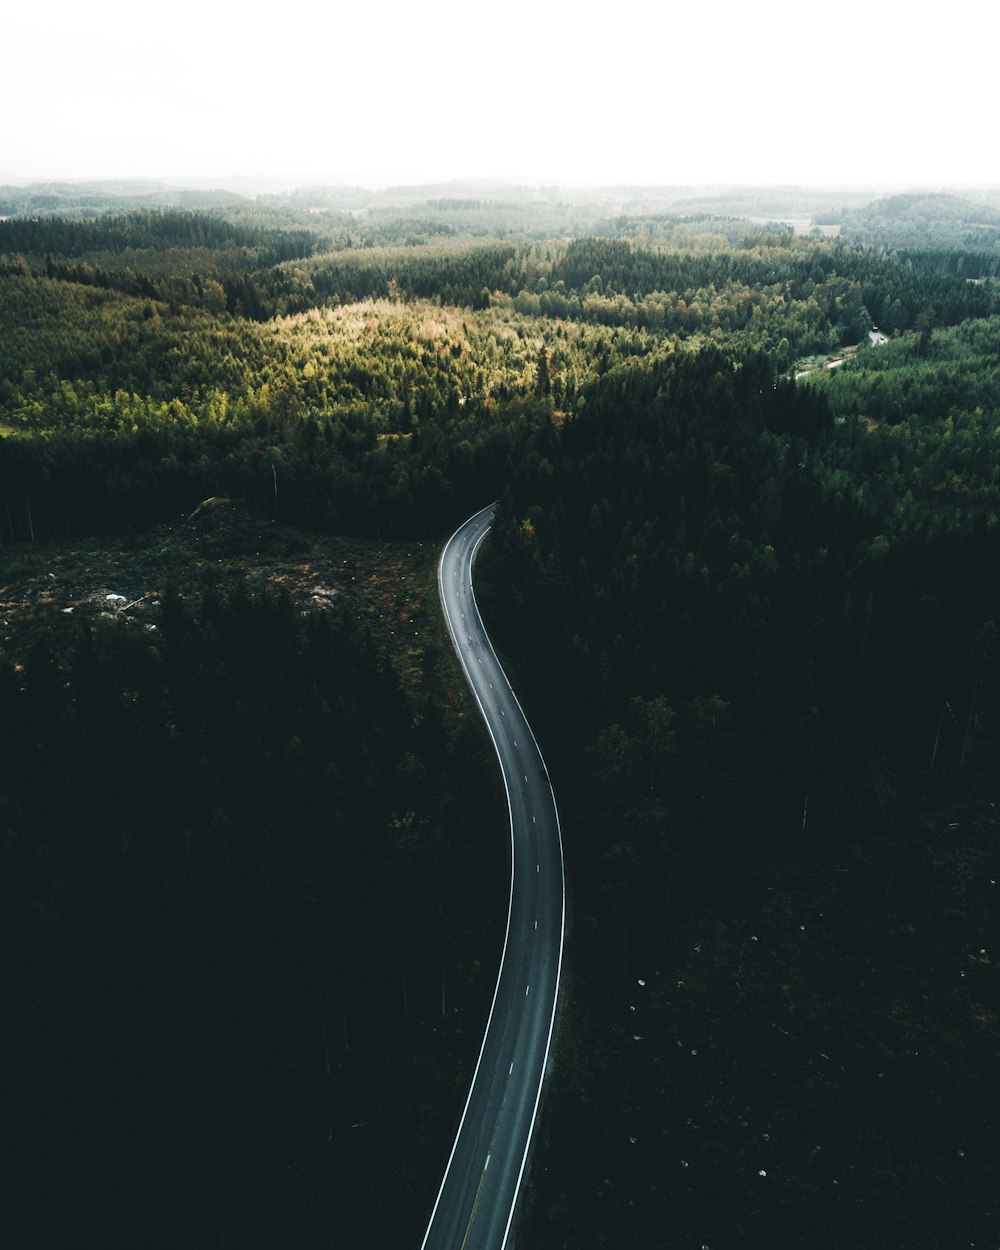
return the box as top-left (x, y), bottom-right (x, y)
top-left (817, 192), bottom-right (1000, 250)
top-left (5, 180), bottom-right (1000, 246)
top-left (0, 180), bottom-right (248, 217)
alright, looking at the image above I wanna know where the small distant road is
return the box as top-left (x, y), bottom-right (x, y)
top-left (421, 504), bottom-right (565, 1250)
top-left (795, 328), bottom-right (890, 379)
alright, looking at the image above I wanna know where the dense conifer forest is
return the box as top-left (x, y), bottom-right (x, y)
top-left (3, 185), bottom-right (999, 1247)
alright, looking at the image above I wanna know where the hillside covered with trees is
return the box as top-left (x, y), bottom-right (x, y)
top-left (3, 187), bottom-right (999, 1247)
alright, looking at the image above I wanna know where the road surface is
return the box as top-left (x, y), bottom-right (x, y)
top-left (421, 504), bottom-right (565, 1250)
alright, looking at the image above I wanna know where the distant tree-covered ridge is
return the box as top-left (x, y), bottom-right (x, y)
top-left (2, 206), bottom-right (997, 553)
top-left (817, 191), bottom-right (1000, 257)
top-left (0, 179), bottom-right (250, 217)
top-left (0, 208), bottom-right (322, 262)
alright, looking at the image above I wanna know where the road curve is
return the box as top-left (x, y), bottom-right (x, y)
top-left (421, 503), bottom-right (565, 1250)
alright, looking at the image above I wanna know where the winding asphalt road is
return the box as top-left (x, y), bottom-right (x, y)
top-left (421, 504), bottom-right (565, 1250)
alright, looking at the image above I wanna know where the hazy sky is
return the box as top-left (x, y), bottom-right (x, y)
top-left (4, 0), bottom-right (995, 189)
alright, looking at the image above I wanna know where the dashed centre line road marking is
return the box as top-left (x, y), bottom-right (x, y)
top-left (459, 1153), bottom-right (490, 1250)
